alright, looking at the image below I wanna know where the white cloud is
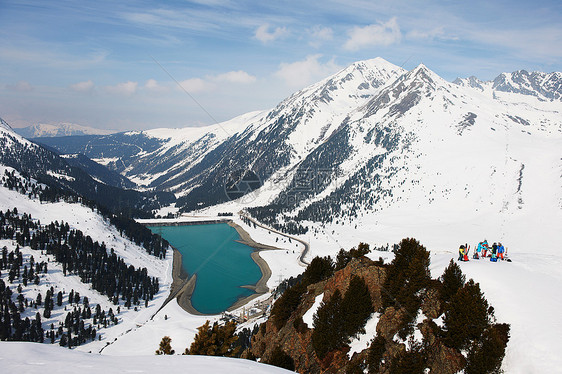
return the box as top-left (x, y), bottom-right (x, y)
top-left (70, 80), bottom-right (94, 93)
top-left (6, 81), bottom-right (34, 92)
top-left (178, 78), bottom-right (214, 93)
top-left (275, 55), bottom-right (342, 88)
top-left (407, 27), bottom-right (458, 41)
top-left (145, 79), bottom-right (159, 90)
top-left (344, 17), bottom-right (401, 51)
top-left (254, 23), bottom-right (289, 43)
top-left (213, 70), bottom-right (256, 84)
top-left (144, 79), bottom-right (169, 93)
top-left (309, 26), bottom-right (333, 48)
top-left (105, 81), bottom-right (138, 96)
top-left (177, 70), bottom-right (256, 93)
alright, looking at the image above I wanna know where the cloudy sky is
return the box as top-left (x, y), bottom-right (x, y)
top-left (1, 0), bottom-right (560, 131)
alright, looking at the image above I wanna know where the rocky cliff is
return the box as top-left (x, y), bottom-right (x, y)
top-left (250, 255), bottom-right (470, 373)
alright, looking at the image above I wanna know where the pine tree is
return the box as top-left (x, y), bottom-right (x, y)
top-left (388, 341), bottom-right (426, 374)
top-left (367, 335), bottom-right (386, 373)
top-left (465, 323), bottom-right (510, 374)
top-left (381, 238), bottom-right (431, 339)
top-left (342, 275), bottom-right (373, 338)
top-left (311, 289), bottom-right (346, 360)
top-left (186, 320), bottom-right (239, 357)
top-left (302, 256), bottom-right (334, 285)
top-left (271, 282), bottom-right (306, 329)
top-left (155, 336), bottom-right (175, 355)
top-left (382, 238), bottom-right (431, 311)
top-left (443, 279), bottom-right (490, 350)
top-left (440, 259), bottom-right (466, 303)
top-left (266, 345), bottom-right (295, 371)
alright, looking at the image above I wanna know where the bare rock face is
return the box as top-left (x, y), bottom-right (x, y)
top-left (376, 306), bottom-right (407, 340)
top-left (421, 286), bottom-right (442, 319)
top-left (250, 281), bottom-right (322, 373)
top-left (419, 319), bottom-right (466, 373)
top-left (251, 256), bottom-right (469, 374)
top-left (428, 342), bottom-right (466, 374)
top-left (251, 257), bottom-right (387, 373)
top-left (323, 257), bottom-right (386, 311)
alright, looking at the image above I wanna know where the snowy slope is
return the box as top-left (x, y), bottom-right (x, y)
top-left (0, 165), bottom-right (174, 354)
top-left (429, 250), bottom-right (562, 374)
top-left (0, 341), bottom-right (294, 374)
top-left (121, 110), bottom-right (267, 188)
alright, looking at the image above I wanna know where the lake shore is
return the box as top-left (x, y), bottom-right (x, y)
top-left (159, 220), bottom-right (281, 316)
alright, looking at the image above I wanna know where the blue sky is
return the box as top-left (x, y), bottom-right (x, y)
top-left (1, 0), bottom-right (561, 130)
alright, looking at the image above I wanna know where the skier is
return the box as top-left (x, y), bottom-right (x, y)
top-left (498, 242), bottom-right (505, 260)
top-left (458, 244), bottom-right (466, 261)
top-left (482, 239), bottom-right (489, 257)
top-left (490, 243), bottom-right (498, 262)
top-left (475, 241), bottom-right (484, 259)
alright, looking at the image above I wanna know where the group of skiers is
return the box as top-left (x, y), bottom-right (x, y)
top-left (458, 240), bottom-right (509, 262)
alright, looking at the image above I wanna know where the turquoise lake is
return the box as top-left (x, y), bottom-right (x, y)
top-left (148, 223), bottom-right (262, 314)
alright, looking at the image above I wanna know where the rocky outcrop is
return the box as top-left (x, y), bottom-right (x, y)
top-left (250, 255), bottom-right (471, 374)
top-left (421, 286), bottom-right (442, 319)
top-left (251, 257), bottom-right (386, 373)
top-left (323, 257), bottom-right (386, 310)
top-left (376, 306), bottom-right (407, 340)
top-left (419, 319), bottom-right (466, 373)
top-left (251, 281), bottom-right (322, 372)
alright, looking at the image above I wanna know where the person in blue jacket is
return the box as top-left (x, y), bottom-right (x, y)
top-left (481, 240), bottom-right (489, 257)
top-left (497, 242), bottom-right (505, 260)
top-left (475, 241), bottom-right (485, 259)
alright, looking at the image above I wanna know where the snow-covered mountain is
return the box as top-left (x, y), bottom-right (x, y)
top-left (38, 58), bottom-right (407, 204)
top-left (15, 122), bottom-right (116, 138)
top-left (454, 69), bottom-right (562, 101)
top-left (0, 117), bottom-right (174, 215)
top-left (37, 59), bottom-right (561, 225)
top-left (31, 58), bottom-right (562, 250)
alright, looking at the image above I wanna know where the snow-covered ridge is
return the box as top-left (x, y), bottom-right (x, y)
top-left (14, 122), bottom-right (116, 138)
top-left (455, 69), bottom-right (562, 101)
top-left (0, 117), bottom-right (13, 131)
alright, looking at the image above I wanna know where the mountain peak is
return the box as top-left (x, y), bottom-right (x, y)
top-left (492, 69), bottom-right (562, 100)
top-left (396, 62), bottom-right (445, 90)
top-left (349, 57), bottom-right (401, 72)
top-left (453, 76), bottom-right (485, 90)
top-left (0, 117), bottom-right (13, 131)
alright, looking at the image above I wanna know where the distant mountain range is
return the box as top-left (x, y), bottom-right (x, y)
top-left (14, 122), bottom-right (116, 138)
top-left (0, 117), bottom-right (173, 217)
top-left (31, 58), bottom-right (562, 234)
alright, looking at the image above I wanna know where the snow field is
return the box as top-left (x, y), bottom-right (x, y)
top-left (0, 341), bottom-right (295, 374)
